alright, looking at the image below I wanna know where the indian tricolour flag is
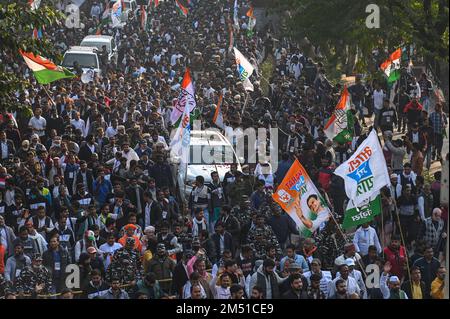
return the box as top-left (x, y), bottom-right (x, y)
top-left (20, 51), bottom-right (75, 84)
top-left (175, 0), bottom-right (188, 17)
top-left (246, 5), bottom-right (256, 37)
top-left (213, 93), bottom-right (225, 129)
top-left (380, 48), bottom-right (402, 84)
top-left (324, 86), bottom-right (354, 144)
top-left (170, 68), bottom-right (196, 124)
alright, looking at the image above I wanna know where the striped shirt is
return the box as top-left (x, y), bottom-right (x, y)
top-left (429, 112), bottom-right (447, 135)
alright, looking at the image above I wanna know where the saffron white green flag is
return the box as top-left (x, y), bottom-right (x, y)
top-left (20, 51), bottom-right (75, 84)
top-left (246, 6), bottom-right (256, 37)
top-left (324, 86), bottom-right (354, 144)
top-left (213, 93), bottom-right (225, 129)
top-left (334, 130), bottom-right (391, 206)
top-left (380, 48), bottom-right (401, 84)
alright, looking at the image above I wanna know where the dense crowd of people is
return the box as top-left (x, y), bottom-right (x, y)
top-left (0, 0), bottom-right (448, 299)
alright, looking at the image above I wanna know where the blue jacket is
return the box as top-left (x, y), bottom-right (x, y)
top-left (280, 254), bottom-right (309, 273)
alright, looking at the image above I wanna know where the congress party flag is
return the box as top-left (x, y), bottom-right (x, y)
top-left (380, 48), bottom-right (402, 84)
top-left (233, 47), bottom-right (254, 91)
top-left (111, 0), bottom-right (123, 28)
top-left (324, 85), bottom-right (354, 144)
top-left (273, 159), bottom-right (331, 237)
top-left (28, 0), bottom-right (41, 10)
top-left (20, 51), bottom-right (75, 84)
top-left (213, 93), bottom-right (225, 129)
top-left (342, 192), bottom-right (382, 230)
top-left (246, 5), bottom-right (256, 37)
top-left (175, 0), bottom-right (189, 17)
top-left (170, 101), bottom-right (191, 178)
top-left (334, 130), bottom-right (391, 206)
top-left (170, 68), bottom-right (197, 124)
top-left (233, 0), bottom-right (239, 29)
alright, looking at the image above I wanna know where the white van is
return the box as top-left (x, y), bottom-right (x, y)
top-left (80, 35), bottom-right (117, 64)
top-left (173, 130), bottom-right (243, 200)
top-left (62, 46), bottom-right (101, 77)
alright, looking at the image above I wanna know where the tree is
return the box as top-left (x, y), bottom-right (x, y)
top-left (276, 0), bottom-right (449, 80)
top-left (0, 0), bottom-right (64, 109)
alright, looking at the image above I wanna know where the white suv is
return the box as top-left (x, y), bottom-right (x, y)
top-left (80, 35), bottom-right (118, 64)
top-left (172, 130), bottom-right (243, 201)
top-left (62, 46), bottom-right (102, 77)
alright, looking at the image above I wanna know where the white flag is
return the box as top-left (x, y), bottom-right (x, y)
top-left (170, 68), bottom-right (196, 124)
top-left (170, 102), bottom-right (191, 177)
top-left (334, 130), bottom-right (391, 206)
top-left (233, 47), bottom-right (254, 92)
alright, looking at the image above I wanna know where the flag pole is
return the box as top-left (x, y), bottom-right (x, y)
top-left (42, 85), bottom-right (57, 112)
top-left (391, 194), bottom-right (413, 295)
top-left (241, 92), bottom-right (250, 116)
top-left (323, 192), bottom-right (367, 278)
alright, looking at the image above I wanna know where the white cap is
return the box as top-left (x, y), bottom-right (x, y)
top-left (345, 258), bottom-right (355, 266)
top-left (389, 276), bottom-right (400, 283)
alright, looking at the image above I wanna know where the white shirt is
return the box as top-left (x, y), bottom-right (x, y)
top-left (290, 62), bottom-right (302, 80)
top-left (304, 270), bottom-right (332, 297)
top-left (373, 89), bottom-right (385, 110)
top-left (353, 226), bottom-right (382, 256)
top-left (122, 149), bottom-right (140, 169)
top-left (153, 54), bottom-right (162, 64)
top-left (1, 140), bottom-right (8, 159)
top-left (105, 126), bottom-right (118, 138)
top-left (28, 116), bottom-right (46, 136)
top-left (70, 118), bottom-right (86, 132)
top-left (336, 269), bottom-right (367, 299)
top-left (380, 273), bottom-right (409, 299)
top-left (328, 276), bottom-right (361, 298)
top-left (171, 54), bottom-right (183, 66)
top-left (182, 281), bottom-right (207, 299)
top-left (0, 227), bottom-right (8, 251)
top-left (144, 201), bottom-right (153, 228)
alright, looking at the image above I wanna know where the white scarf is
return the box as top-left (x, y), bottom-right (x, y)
top-left (191, 218), bottom-right (207, 237)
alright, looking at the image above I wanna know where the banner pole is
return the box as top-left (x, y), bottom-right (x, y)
top-left (323, 192), bottom-right (367, 278)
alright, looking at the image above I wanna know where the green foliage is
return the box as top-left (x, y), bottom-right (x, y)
top-left (0, 1), bottom-right (64, 108)
top-left (276, 0), bottom-right (449, 80)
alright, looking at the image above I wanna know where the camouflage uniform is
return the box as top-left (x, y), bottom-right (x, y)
top-left (314, 225), bottom-right (348, 271)
top-left (15, 265), bottom-right (53, 296)
top-left (106, 247), bottom-right (142, 292)
top-left (227, 179), bottom-right (250, 207)
top-left (231, 205), bottom-right (252, 228)
top-left (247, 226), bottom-right (282, 260)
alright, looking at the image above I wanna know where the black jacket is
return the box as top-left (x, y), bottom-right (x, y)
top-left (125, 186), bottom-right (146, 214)
top-left (218, 214), bottom-right (240, 240)
top-left (281, 288), bottom-right (308, 299)
top-left (171, 261), bottom-right (189, 296)
top-left (401, 280), bottom-right (428, 299)
top-left (211, 231), bottom-right (235, 258)
top-left (42, 246), bottom-right (71, 288)
top-left (74, 169), bottom-right (95, 195)
top-left (78, 143), bottom-right (100, 162)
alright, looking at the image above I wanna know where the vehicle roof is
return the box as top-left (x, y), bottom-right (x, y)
top-left (81, 35), bottom-right (113, 42)
top-left (190, 130), bottom-right (231, 145)
top-left (66, 46), bottom-right (98, 53)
